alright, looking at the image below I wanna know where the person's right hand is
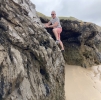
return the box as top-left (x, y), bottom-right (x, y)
top-left (45, 24), bottom-right (49, 27)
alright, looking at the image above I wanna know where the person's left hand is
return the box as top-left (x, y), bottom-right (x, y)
top-left (46, 25), bottom-right (50, 28)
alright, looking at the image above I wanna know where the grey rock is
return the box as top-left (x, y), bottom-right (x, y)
top-left (0, 0), bottom-right (65, 100)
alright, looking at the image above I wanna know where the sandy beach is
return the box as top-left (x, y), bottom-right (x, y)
top-left (65, 65), bottom-right (101, 100)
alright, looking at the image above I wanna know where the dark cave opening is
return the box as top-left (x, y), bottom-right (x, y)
top-left (45, 28), bottom-right (81, 44)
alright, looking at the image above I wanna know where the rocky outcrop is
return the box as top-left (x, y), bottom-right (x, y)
top-left (0, 0), bottom-right (65, 100)
top-left (39, 13), bottom-right (101, 68)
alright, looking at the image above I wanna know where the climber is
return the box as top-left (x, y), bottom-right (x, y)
top-left (44, 11), bottom-right (64, 51)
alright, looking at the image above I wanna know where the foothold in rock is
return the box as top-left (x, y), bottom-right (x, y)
top-left (44, 83), bottom-right (50, 96)
top-left (0, 22), bottom-right (8, 31)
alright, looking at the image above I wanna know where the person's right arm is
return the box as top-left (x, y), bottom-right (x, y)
top-left (44, 21), bottom-right (51, 27)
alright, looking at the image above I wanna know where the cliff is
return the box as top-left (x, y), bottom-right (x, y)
top-left (38, 12), bottom-right (101, 68)
top-left (1, 0), bottom-right (101, 100)
top-left (0, 0), bottom-right (65, 100)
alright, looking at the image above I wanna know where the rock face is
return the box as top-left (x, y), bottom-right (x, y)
top-left (39, 14), bottom-right (101, 68)
top-left (61, 20), bottom-right (100, 67)
top-left (0, 0), bottom-right (65, 100)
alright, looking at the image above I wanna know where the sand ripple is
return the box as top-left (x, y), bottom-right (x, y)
top-left (65, 65), bottom-right (101, 100)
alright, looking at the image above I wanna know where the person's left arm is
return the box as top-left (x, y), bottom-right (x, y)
top-left (48, 22), bottom-right (58, 28)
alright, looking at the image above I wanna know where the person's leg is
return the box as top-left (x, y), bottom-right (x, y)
top-left (59, 41), bottom-right (64, 50)
top-left (52, 28), bottom-right (59, 40)
top-left (57, 28), bottom-right (64, 50)
top-left (54, 28), bottom-right (64, 50)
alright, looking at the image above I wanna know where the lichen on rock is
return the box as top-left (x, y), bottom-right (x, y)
top-left (0, 0), bottom-right (65, 100)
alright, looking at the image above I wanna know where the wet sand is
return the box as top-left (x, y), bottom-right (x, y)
top-left (65, 65), bottom-right (101, 100)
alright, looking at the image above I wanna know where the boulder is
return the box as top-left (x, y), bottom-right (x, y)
top-left (0, 0), bottom-right (65, 100)
top-left (38, 12), bottom-right (101, 68)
